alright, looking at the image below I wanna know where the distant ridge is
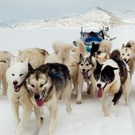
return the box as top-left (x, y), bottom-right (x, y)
top-left (1, 7), bottom-right (135, 29)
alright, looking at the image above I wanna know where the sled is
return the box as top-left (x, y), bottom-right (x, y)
top-left (73, 26), bottom-right (116, 52)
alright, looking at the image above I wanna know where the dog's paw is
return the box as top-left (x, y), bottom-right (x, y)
top-left (66, 107), bottom-right (72, 112)
top-left (76, 100), bottom-right (82, 104)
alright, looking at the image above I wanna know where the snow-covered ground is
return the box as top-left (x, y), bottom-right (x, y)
top-left (0, 25), bottom-right (135, 135)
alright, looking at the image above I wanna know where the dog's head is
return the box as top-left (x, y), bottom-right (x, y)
top-left (121, 44), bottom-right (134, 63)
top-left (26, 64), bottom-right (52, 107)
top-left (79, 54), bottom-right (95, 80)
top-left (6, 61), bottom-right (29, 92)
top-left (94, 60), bottom-right (118, 98)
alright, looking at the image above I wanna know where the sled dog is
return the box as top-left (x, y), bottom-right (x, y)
top-left (0, 51), bottom-right (13, 95)
top-left (18, 47), bottom-right (49, 68)
top-left (77, 53), bottom-right (96, 103)
top-left (94, 50), bottom-right (131, 116)
top-left (121, 43), bottom-right (135, 79)
top-left (25, 63), bottom-right (72, 135)
top-left (6, 61), bottom-right (43, 135)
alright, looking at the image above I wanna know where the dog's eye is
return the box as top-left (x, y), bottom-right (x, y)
top-left (81, 64), bottom-right (83, 66)
top-left (12, 74), bottom-right (15, 76)
top-left (31, 84), bottom-right (35, 88)
top-left (19, 74), bottom-right (23, 76)
top-left (127, 54), bottom-right (130, 56)
top-left (86, 64), bottom-right (89, 66)
top-left (122, 54), bottom-right (124, 56)
top-left (40, 84), bottom-right (44, 87)
top-left (101, 76), bottom-right (107, 81)
top-left (21, 61), bottom-right (23, 62)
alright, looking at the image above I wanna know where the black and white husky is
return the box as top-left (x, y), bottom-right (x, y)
top-left (25, 63), bottom-right (72, 135)
top-left (94, 50), bottom-right (131, 116)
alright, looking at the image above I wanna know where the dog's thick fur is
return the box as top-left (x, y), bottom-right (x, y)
top-left (6, 61), bottom-right (43, 135)
top-left (78, 53), bottom-right (96, 103)
top-left (91, 40), bottom-right (112, 57)
top-left (94, 49), bottom-right (131, 116)
top-left (121, 43), bottom-right (135, 78)
top-left (0, 51), bottom-right (13, 95)
top-left (25, 63), bottom-right (72, 135)
top-left (44, 40), bottom-right (86, 104)
top-left (126, 40), bottom-right (135, 54)
top-left (18, 47), bottom-right (49, 68)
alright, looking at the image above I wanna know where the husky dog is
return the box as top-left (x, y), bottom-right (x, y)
top-left (18, 47), bottom-right (49, 68)
top-left (25, 63), bottom-right (72, 135)
top-left (121, 43), bottom-right (135, 79)
top-left (6, 61), bottom-right (43, 135)
top-left (77, 53), bottom-right (96, 103)
top-left (0, 51), bottom-right (13, 95)
top-left (94, 50), bottom-right (131, 116)
top-left (44, 40), bottom-right (86, 104)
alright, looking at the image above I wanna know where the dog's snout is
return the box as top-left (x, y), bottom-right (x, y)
top-left (34, 94), bottom-right (40, 100)
top-left (82, 69), bottom-right (85, 72)
top-left (97, 83), bottom-right (101, 88)
top-left (13, 81), bottom-right (18, 86)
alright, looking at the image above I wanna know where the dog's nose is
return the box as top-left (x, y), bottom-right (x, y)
top-left (82, 69), bottom-right (85, 72)
top-left (34, 94), bottom-right (40, 100)
top-left (13, 81), bottom-right (18, 86)
top-left (97, 83), bottom-right (101, 88)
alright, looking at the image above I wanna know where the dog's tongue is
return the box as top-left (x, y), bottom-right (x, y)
top-left (36, 99), bottom-right (44, 107)
top-left (97, 88), bottom-right (103, 98)
top-left (83, 71), bottom-right (88, 79)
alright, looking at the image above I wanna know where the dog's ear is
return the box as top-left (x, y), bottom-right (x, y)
top-left (28, 63), bottom-right (34, 72)
top-left (122, 43), bottom-right (125, 48)
top-left (79, 54), bottom-right (83, 62)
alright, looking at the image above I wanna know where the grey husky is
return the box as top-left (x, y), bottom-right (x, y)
top-left (25, 63), bottom-right (72, 135)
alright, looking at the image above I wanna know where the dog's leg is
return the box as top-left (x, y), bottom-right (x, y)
top-left (89, 76), bottom-right (96, 97)
top-left (76, 72), bottom-right (84, 104)
top-left (2, 77), bottom-right (7, 95)
top-left (11, 103), bottom-right (20, 126)
top-left (102, 94), bottom-right (107, 115)
top-left (63, 81), bottom-right (72, 112)
top-left (86, 80), bottom-right (91, 95)
top-left (34, 106), bottom-right (44, 135)
top-left (15, 100), bottom-right (32, 135)
top-left (48, 92), bottom-right (57, 135)
top-left (122, 76), bottom-right (131, 106)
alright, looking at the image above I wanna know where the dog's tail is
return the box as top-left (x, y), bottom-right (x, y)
top-left (71, 39), bottom-right (86, 56)
top-left (52, 41), bottom-right (72, 54)
top-left (110, 49), bottom-right (121, 61)
top-left (99, 39), bottom-right (112, 54)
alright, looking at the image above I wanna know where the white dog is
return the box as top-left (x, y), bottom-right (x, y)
top-left (0, 51), bottom-right (13, 95)
top-left (6, 60), bottom-right (43, 135)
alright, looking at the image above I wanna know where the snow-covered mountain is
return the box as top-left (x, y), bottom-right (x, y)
top-left (2, 7), bottom-right (135, 29)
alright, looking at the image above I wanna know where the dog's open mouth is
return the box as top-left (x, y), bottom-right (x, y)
top-left (14, 83), bottom-right (23, 92)
top-left (35, 99), bottom-right (44, 107)
top-left (97, 88), bottom-right (103, 98)
top-left (82, 70), bottom-right (89, 80)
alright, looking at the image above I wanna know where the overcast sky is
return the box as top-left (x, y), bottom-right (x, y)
top-left (0, 0), bottom-right (135, 22)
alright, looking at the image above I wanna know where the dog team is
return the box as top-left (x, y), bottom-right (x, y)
top-left (0, 39), bottom-right (135, 135)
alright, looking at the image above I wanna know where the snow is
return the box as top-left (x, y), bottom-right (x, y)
top-left (0, 24), bottom-right (135, 135)
top-left (1, 7), bottom-right (135, 29)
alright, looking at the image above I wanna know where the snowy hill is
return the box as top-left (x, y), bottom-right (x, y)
top-left (3, 7), bottom-right (133, 29)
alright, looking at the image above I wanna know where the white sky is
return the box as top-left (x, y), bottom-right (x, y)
top-left (0, 0), bottom-right (135, 22)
